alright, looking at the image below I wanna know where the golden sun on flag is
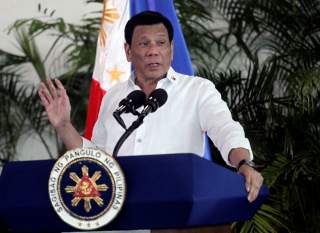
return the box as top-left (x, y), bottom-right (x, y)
top-left (99, 0), bottom-right (120, 47)
top-left (64, 165), bottom-right (108, 213)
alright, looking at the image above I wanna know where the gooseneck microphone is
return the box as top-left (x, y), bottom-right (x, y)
top-left (140, 88), bottom-right (168, 118)
top-left (113, 88), bottom-right (168, 158)
top-left (114, 90), bottom-right (146, 115)
top-left (113, 90), bottom-right (146, 129)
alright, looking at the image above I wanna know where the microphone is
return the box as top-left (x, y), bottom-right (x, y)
top-left (114, 90), bottom-right (146, 115)
top-left (113, 90), bottom-right (146, 129)
top-left (140, 88), bottom-right (168, 118)
top-left (112, 88), bottom-right (168, 158)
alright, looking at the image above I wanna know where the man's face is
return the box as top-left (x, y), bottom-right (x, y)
top-left (125, 23), bottom-right (173, 82)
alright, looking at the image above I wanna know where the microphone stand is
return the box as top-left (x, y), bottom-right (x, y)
top-left (113, 104), bottom-right (144, 130)
top-left (112, 88), bottom-right (167, 158)
top-left (112, 115), bottom-right (146, 158)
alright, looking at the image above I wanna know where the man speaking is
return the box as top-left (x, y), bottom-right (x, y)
top-left (38, 11), bottom-right (263, 231)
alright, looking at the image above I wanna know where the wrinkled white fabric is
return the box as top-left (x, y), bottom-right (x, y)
top-left (83, 67), bottom-right (252, 165)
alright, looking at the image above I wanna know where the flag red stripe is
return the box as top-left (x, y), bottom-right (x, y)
top-left (84, 79), bottom-right (106, 139)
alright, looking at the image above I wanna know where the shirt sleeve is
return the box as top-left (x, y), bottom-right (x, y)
top-left (82, 136), bottom-right (97, 148)
top-left (197, 79), bottom-right (253, 166)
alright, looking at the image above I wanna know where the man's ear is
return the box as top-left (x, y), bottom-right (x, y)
top-left (124, 43), bottom-right (131, 62)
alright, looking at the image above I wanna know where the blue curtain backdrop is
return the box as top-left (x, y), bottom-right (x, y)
top-left (129, 0), bottom-right (211, 160)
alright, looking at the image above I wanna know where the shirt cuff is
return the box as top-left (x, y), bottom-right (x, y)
top-left (221, 138), bottom-right (253, 167)
top-left (81, 137), bottom-right (97, 148)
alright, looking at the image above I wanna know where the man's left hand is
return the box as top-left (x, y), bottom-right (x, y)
top-left (238, 165), bottom-right (264, 202)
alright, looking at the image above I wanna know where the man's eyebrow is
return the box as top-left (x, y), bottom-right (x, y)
top-left (137, 32), bottom-right (168, 38)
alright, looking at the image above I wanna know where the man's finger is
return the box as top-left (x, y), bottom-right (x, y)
top-left (248, 187), bottom-right (259, 203)
top-left (54, 79), bottom-right (69, 104)
top-left (55, 79), bottom-right (68, 97)
top-left (248, 174), bottom-right (263, 202)
top-left (54, 78), bottom-right (64, 90)
top-left (245, 173), bottom-right (252, 192)
top-left (39, 82), bottom-right (53, 104)
top-left (38, 89), bottom-right (49, 106)
top-left (47, 79), bottom-right (58, 99)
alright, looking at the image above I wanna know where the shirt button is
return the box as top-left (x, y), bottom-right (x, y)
top-left (137, 138), bottom-right (142, 143)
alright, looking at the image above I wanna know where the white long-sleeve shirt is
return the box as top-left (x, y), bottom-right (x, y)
top-left (83, 67), bottom-right (252, 165)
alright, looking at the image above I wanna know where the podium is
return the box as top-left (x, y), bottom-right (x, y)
top-left (0, 154), bottom-right (268, 232)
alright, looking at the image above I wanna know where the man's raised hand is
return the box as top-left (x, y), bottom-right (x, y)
top-left (38, 79), bottom-right (71, 129)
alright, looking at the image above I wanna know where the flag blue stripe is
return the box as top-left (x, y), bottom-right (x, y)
top-left (146, 0), bottom-right (156, 11)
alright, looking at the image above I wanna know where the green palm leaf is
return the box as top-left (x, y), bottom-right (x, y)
top-left (0, 73), bottom-right (54, 163)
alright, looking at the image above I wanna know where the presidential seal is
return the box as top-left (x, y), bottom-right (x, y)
top-left (48, 148), bottom-right (126, 230)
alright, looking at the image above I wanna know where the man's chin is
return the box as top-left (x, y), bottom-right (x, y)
top-left (145, 71), bottom-right (166, 80)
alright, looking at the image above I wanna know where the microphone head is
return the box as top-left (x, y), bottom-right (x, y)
top-left (120, 90), bottom-right (146, 112)
top-left (146, 88), bottom-right (168, 112)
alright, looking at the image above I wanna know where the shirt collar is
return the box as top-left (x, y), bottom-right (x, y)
top-left (128, 66), bottom-right (177, 89)
top-left (165, 67), bottom-right (177, 83)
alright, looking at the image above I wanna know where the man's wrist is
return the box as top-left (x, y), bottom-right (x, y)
top-left (237, 159), bottom-right (255, 171)
top-left (228, 148), bottom-right (251, 167)
top-left (55, 120), bottom-right (72, 131)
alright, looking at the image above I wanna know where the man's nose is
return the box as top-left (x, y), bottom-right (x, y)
top-left (146, 42), bottom-right (160, 56)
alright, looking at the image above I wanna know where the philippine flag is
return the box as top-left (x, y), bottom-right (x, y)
top-left (84, 0), bottom-right (211, 159)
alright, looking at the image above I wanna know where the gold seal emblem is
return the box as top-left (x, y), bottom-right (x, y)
top-left (65, 165), bottom-right (109, 212)
top-left (48, 148), bottom-right (126, 230)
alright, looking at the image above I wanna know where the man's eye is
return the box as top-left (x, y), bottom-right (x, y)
top-left (157, 41), bottom-right (166, 46)
top-left (139, 42), bottom-right (148, 47)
